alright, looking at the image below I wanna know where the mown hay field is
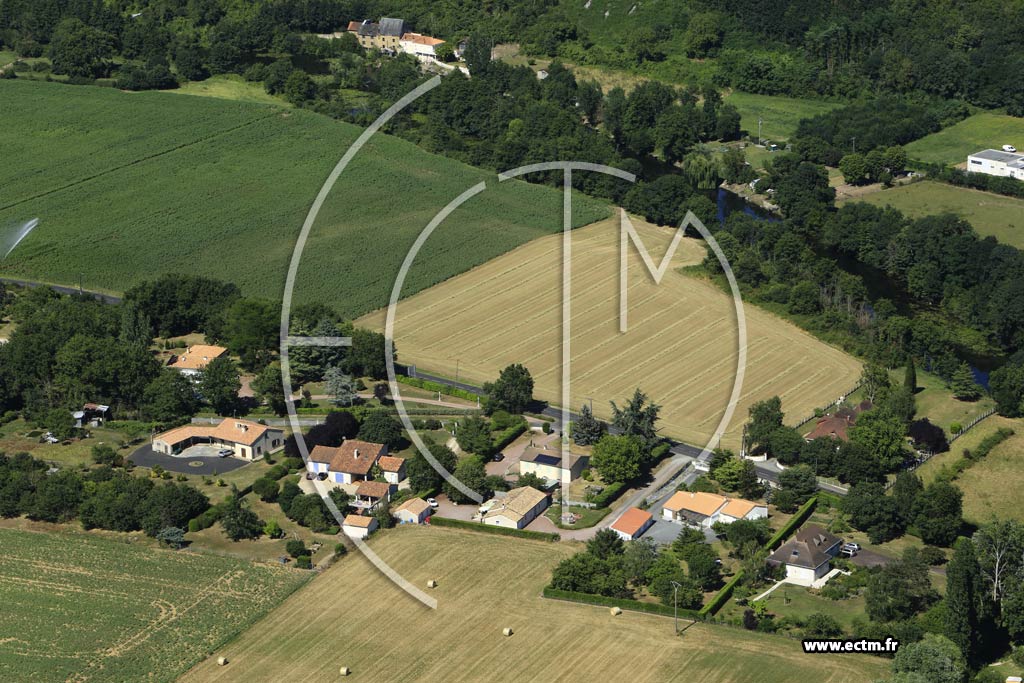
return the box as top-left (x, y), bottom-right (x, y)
top-left (0, 79), bottom-right (608, 317)
top-left (0, 526), bottom-right (309, 683)
top-left (181, 525), bottom-right (887, 683)
top-left (359, 214), bottom-right (862, 448)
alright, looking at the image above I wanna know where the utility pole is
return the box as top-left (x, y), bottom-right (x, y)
top-left (671, 580), bottom-right (681, 634)
top-left (455, 358), bottom-right (460, 382)
top-left (851, 136), bottom-right (856, 154)
top-left (757, 118), bottom-right (762, 147)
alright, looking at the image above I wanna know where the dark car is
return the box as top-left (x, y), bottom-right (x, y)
top-left (492, 453), bottom-right (504, 462)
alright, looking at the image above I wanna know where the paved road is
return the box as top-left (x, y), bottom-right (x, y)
top-left (0, 277), bottom-right (121, 304)
top-left (412, 369), bottom-right (844, 496)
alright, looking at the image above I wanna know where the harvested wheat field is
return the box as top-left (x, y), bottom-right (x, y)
top-left (181, 526), bottom-right (886, 683)
top-left (358, 213), bottom-right (862, 448)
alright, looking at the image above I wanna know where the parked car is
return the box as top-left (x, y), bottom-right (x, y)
top-left (840, 547), bottom-right (856, 557)
top-left (218, 448), bottom-right (233, 458)
top-left (426, 497), bottom-right (439, 509)
top-left (492, 453), bottom-right (504, 462)
top-left (843, 542), bottom-right (861, 551)
top-left (305, 472), bottom-right (314, 480)
top-left (1003, 144), bottom-right (1018, 153)
top-left (317, 472), bottom-right (327, 481)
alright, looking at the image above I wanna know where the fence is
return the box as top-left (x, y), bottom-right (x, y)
top-left (883, 407), bottom-right (999, 490)
top-left (789, 380), bottom-right (865, 430)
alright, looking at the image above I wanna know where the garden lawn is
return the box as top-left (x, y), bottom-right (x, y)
top-left (167, 74), bottom-right (286, 106)
top-left (0, 418), bottom-right (132, 468)
top-left (898, 367), bottom-right (996, 434)
top-left (723, 91), bottom-right (841, 143)
top-left (952, 426), bottom-right (1024, 525)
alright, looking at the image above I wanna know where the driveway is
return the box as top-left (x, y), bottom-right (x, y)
top-left (487, 425), bottom-right (558, 477)
top-left (849, 547), bottom-right (895, 569)
top-left (129, 444), bottom-right (251, 475)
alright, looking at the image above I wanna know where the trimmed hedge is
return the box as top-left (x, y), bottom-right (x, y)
top-left (701, 496), bottom-right (818, 617)
top-left (543, 587), bottom-right (703, 620)
top-left (493, 422), bottom-right (528, 451)
top-left (934, 427), bottom-right (1014, 483)
top-left (699, 570), bottom-right (745, 617)
top-left (587, 481), bottom-right (626, 508)
top-left (429, 515), bottom-right (560, 542)
top-left (396, 375), bottom-right (480, 402)
top-left (766, 496), bottom-right (818, 551)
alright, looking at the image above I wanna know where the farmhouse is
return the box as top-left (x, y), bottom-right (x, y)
top-left (342, 513), bottom-right (378, 540)
top-left (167, 344), bottom-right (228, 376)
top-left (610, 507), bottom-right (655, 541)
top-left (803, 400), bottom-right (872, 442)
top-left (353, 480), bottom-right (394, 512)
top-left (394, 497), bottom-right (432, 524)
top-left (307, 439), bottom-right (387, 484)
top-left (519, 447), bottom-right (588, 484)
top-left (482, 486), bottom-right (548, 529)
top-left (346, 17), bottom-right (406, 52)
top-left (152, 418), bottom-right (283, 460)
top-left (662, 491), bottom-right (765, 527)
top-left (377, 455), bottom-right (407, 484)
top-left (967, 149), bottom-right (1024, 180)
top-left (400, 32), bottom-right (445, 59)
top-left (767, 525), bottom-right (842, 587)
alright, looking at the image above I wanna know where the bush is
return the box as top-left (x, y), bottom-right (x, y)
top-left (542, 587), bottom-right (702, 620)
top-left (295, 555), bottom-right (313, 569)
top-left (542, 422), bottom-right (553, 434)
top-left (283, 457), bottom-right (304, 471)
top-left (587, 481), bottom-right (626, 508)
top-left (286, 539), bottom-right (308, 558)
top-left (334, 542), bottom-right (348, 557)
top-left (919, 546), bottom-right (946, 566)
top-left (949, 422), bottom-right (962, 434)
top-left (492, 422), bottom-right (528, 452)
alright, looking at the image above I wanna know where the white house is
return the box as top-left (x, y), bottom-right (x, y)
top-left (662, 491), bottom-right (765, 528)
top-left (377, 455), bottom-right (407, 484)
top-left (610, 507), bottom-right (654, 541)
top-left (394, 497), bottom-right (432, 524)
top-left (967, 149), bottom-right (1024, 180)
top-left (151, 418), bottom-right (283, 460)
top-left (307, 439), bottom-right (387, 484)
top-left (519, 447), bottom-right (588, 485)
top-left (342, 513), bottom-right (378, 540)
top-left (766, 525), bottom-right (842, 586)
top-left (399, 32), bottom-right (445, 59)
top-left (717, 498), bottom-right (768, 524)
top-left (167, 344), bottom-right (228, 377)
top-left (482, 486), bottom-right (548, 529)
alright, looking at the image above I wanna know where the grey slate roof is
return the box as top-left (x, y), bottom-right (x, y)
top-left (379, 17), bottom-right (406, 37)
top-left (767, 524), bottom-right (841, 570)
top-left (970, 149), bottom-right (1024, 164)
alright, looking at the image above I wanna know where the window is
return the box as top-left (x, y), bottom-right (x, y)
top-left (970, 159), bottom-right (982, 165)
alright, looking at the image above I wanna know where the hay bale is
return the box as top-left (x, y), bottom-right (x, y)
top-left (427, 579), bottom-right (437, 588)
top-left (339, 666), bottom-right (351, 676)
top-left (216, 657), bottom-right (228, 666)
top-left (610, 606), bottom-right (622, 616)
top-left (502, 627), bottom-right (514, 637)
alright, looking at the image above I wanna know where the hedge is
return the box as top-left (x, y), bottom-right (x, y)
top-left (587, 481), bottom-right (626, 508)
top-left (700, 496), bottom-right (818, 617)
top-left (493, 422), bottom-right (528, 451)
top-left (429, 515), bottom-right (560, 542)
top-left (699, 570), bottom-right (745, 616)
top-left (543, 587), bottom-right (703, 620)
top-left (766, 496), bottom-right (818, 551)
top-left (935, 427), bottom-right (1014, 483)
top-left (396, 375), bottom-right (480, 402)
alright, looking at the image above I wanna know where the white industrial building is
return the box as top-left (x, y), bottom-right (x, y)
top-left (967, 149), bottom-right (1024, 180)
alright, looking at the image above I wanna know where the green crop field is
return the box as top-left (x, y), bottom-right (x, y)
top-left (0, 80), bottom-right (608, 317)
top-left (905, 112), bottom-right (1024, 166)
top-left (842, 181), bottom-right (1024, 250)
top-left (0, 525), bottom-right (310, 683)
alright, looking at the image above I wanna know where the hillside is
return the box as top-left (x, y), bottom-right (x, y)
top-left (0, 80), bottom-right (608, 317)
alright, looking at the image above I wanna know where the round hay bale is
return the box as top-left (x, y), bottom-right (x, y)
top-left (216, 657), bottom-right (228, 666)
top-left (427, 579), bottom-right (437, 588)
top-left (339, 666), bottom-right (351, 676)
top-left (502, 627), bottom-right (514, 637)
top-left (610, 606), bottom-right (622, 616)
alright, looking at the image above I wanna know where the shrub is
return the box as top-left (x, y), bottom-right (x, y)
top-left (295, 555), bottom-right (313, 569)
top-left (286, 539), bottom-right (308, 558)
top-left (919, 546), bottom-right (946, 566)
top-left (542, 422), bottom-right (552, 434)
top-left (283, 457), bottom-right (304, 470)
top-left (949, 422), bottom-right (962, 434)
top-left (334, 542), bottom-right (348, 557)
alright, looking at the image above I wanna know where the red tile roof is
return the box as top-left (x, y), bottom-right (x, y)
top-left (610, 507), bottom-right (653, 537)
